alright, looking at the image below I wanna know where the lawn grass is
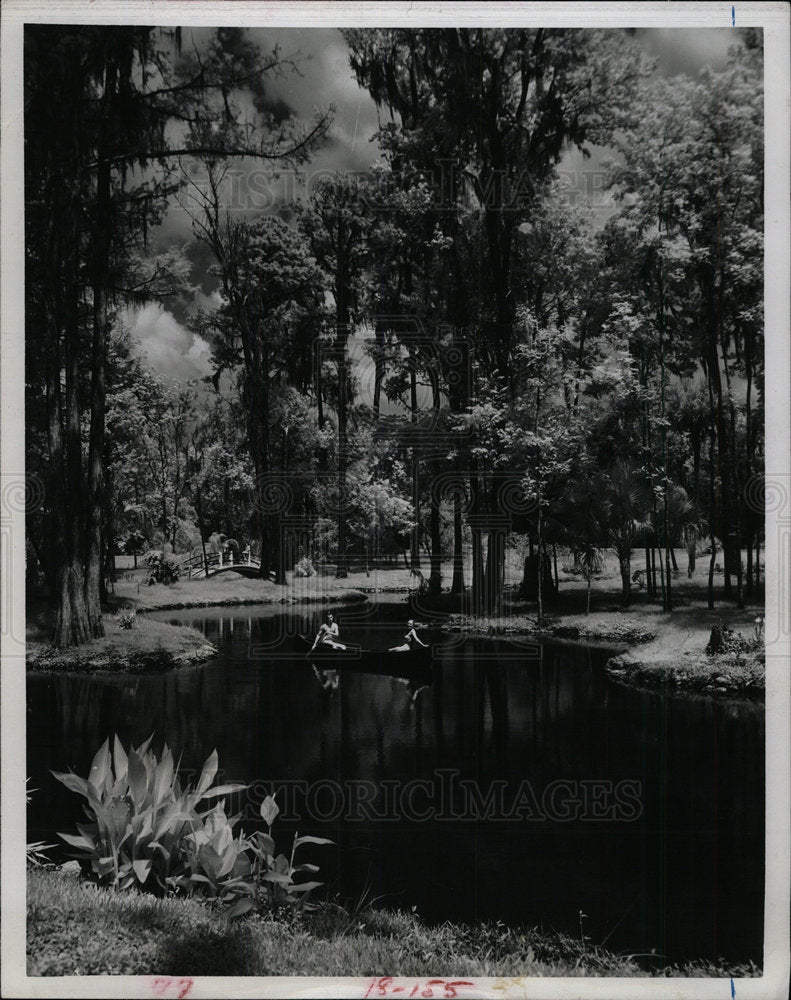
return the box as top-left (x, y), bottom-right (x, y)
top-left (27, 867), bottom-right (758, 978)
top-left (26, 617), bottom-right (216, 674)
top-left (112, 570), bottom-right (369, 612)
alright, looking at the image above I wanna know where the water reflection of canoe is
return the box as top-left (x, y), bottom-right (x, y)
top-left (294, 635), bottom-right (432, 677)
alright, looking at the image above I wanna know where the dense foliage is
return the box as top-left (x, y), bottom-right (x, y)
top-left (53, 735), bottom-right (332, 914)
top-left (25, 26), bottom-right (764, 643)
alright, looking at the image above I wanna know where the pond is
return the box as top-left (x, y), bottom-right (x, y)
top-left (26, 600), bottom-right (764, 970)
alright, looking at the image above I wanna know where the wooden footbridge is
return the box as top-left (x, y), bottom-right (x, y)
top-left (176, 549), bottom-right (270, 580)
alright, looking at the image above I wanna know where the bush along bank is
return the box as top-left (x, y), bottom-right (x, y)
top-left (48, 735), bottom-right (332, 914)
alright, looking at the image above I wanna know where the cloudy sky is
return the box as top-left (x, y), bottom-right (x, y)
top-left (129, 26), bottom-right (747, 384)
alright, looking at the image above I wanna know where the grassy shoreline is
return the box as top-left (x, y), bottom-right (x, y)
top-left (27, 866), bottom-right (757, 979)
top-left (112, 571), bottom-right (369, 612)
top-left (440, 605), bottom-right (764, 695)
top-left (26, 616), bottom-right (218, 674)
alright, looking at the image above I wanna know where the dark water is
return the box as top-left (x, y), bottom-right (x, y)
top-left (27, 601), bottom-right (764, 969)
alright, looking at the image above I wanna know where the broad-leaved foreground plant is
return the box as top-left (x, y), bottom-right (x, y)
top-left (52, 735), bottom-right (332, 917)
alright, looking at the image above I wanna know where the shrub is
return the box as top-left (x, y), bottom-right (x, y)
top-left (233, 793), bottom-right (333, 918)
top-left (123, 530), bottom-right (147, 557)
top-left (114, 607), bottom-right (138, 630)
top-left (705, 623), bottom-right (762, 656)
top-left (53, 736), bottom-right (332, 916)
top-left (294, 557), bottom-right (316, 578)
top-left (143, 550), bottom-right (181, 585)
top-left (53, 735), bottom-right (249, 897)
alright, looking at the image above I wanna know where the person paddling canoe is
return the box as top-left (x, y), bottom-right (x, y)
top-left (311, 612), bottom-right (346, 651)
top-left (389, 619), bottom-right (428, 653)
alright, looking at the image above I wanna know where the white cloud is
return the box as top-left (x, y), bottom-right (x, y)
top-left (122, 303), bottom-right (213, 381)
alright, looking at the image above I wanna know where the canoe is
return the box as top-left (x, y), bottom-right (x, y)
top-left (294, 635), bottom-right (433, 677)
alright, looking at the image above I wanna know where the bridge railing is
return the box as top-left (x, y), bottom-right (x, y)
top-left (175, 547), bottom-right (258, 579)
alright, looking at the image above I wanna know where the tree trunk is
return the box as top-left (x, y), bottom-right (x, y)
top-left (619, 553), bottom-right (631, 608)
top-left (429, 477), bottom-right (442, 596)
top-left (50, 345), bottom-right (93, 648)
top-left (469, 464), bottom-right (484, 611)
top-left (410, 454), bottom-right (421, 568)
top-left (707, 432), bottom-right (717, 611)
top-left (705, 341), bottom-right (720, 611)
top-left (744, 339), bottom-right (754, 596)
top-left (195, 488), bottom-right (210, 578)
top-left (471, 528), bottom-right (483, 613)
top-left (315, 337), bottom-right (327, 472)
top-left (651, 541), bottom-right (659, 598)
top-left (242, 338), bottom-right (277, 584)
top-left (687, 530), bottom-right (696, 578)
top-left (28, 532), bottom-right (55, 602)
top-left (745, 533), bottom-right (753, 594)
top-left (692, 434), bottom-right (701, 511)
top-left (83, 145), bottom-right (113, 639)
top-left (336, 334), bottom-right (349, 579)
top-left (101, 468), bottom-right (116, 601)
top-left (451, 489), bottom-right (465, 595)
top-left (658, 268), bottom-right (671, 614)
top-left (488, 528), bottom-right (506, 614)
top-left (483, 526), bottom-right (505, 614)
top-left (373, 319), bottom-right (385, 421)
top-left (51, 290), bottom-right (95, 647)
top-left (656, 538), bottom-right (666, 610)
top-left (721, 351), bottom-right (744, 608)
top-left (537, 499), bottom-right (543, 625)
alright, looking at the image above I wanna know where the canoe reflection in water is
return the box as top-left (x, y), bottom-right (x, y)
top-left (296, 634), bottom-right (433, 673)
top-left (297, 634), bottom-right (433, 698)
top-left (311, 664), bottom-right (429, 705)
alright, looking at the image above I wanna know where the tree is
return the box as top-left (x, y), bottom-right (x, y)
top-left (344, 27), bottom-right (653, 610)
top-left (299, 175), bottom-right (371, 578)
top-left (26, 25), bottom-right (331, 645)
top-left (189, 198), bottom-right (326, 583)
top-left (603, 460), bottom-right (650, 607)
top-left (606, 35), bottom-right (763, 608)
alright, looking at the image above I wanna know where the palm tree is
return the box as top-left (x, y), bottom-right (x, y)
top-left (576, 543), bottom-right (604, 615)
top-left (604, 460), bottom-right (652, 607)
top-left (564, 461), bottom-right (606, 615)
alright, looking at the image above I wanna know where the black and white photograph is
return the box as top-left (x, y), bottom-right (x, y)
top-left (2, 2), bottom-right (789, 998)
